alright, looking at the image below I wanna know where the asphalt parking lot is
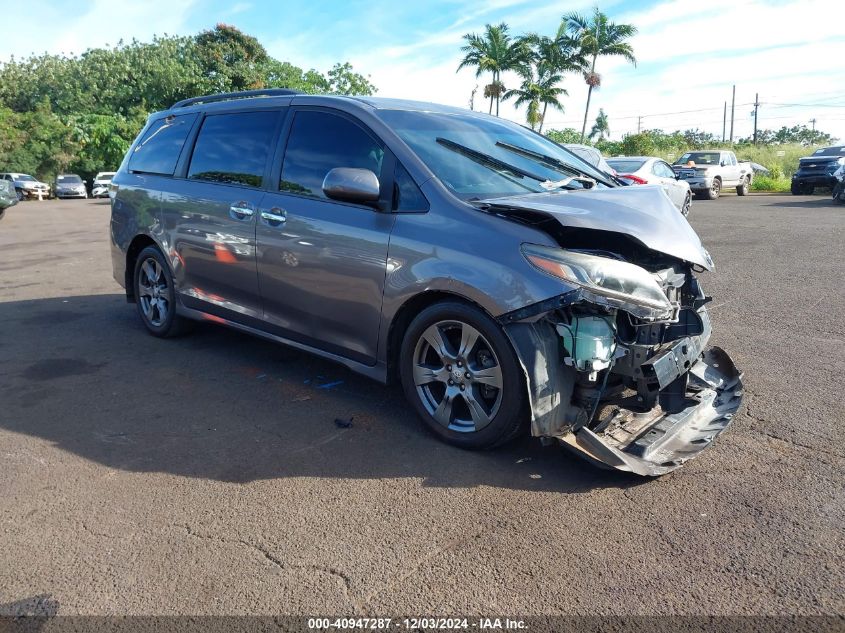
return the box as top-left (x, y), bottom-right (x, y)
top-left (1, 194), bottom-right (843, 618)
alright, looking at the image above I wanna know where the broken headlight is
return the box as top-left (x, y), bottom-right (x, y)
top-left (522, 243), bottom-right (674, 320)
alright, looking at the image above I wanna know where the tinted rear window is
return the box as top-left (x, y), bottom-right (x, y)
top-left (128, 114), bottom-right (197, 175)
top-left (813, 146), bottom-right (845, 156)
top-left (607, 159), bottom-right (647, 173)
top-left (188, 111), bottom-right (280, 187)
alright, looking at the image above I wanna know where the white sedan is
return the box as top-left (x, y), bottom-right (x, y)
top-left (607, 156), bottom-right (692, 216)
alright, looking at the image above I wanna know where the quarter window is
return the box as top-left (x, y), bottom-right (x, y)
top-left (280, 111), bottom-right (384, 199)
top-left (393, 163), bottom-right (428, 211)
top-left (128, 114), bottom-right (197, 176)
top-left (188, 111), bottom-right (279, 188)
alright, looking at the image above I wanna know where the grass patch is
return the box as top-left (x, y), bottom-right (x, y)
top-left (750, 176), bottom-right (791, 192)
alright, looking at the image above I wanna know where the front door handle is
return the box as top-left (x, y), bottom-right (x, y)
top-left (260, 208), bottom-right (287, 226)
top-left (229, 202), bottom-right (254, 220)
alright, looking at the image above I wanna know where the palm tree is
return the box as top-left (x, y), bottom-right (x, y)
top-left (535, 67), bottom-right (567, 133)
top-left (588, 108), bottom-right (610, 141)
top-left (504, 73), bottom-right (543, 130)
top-left (562, 9), bottom-right (637, 142)
top-left (518, 30), bottom-right (584, 133)
top-left (457, 23), bottom-right (530, 116)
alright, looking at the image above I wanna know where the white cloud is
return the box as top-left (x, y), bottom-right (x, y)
top-left (0, 0), bottom-right (198, 60)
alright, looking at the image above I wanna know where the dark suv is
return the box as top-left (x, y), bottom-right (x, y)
top-left (791, 145), bottom-right (845, 194)
top-left (109, 89), bottom-right (743, 476)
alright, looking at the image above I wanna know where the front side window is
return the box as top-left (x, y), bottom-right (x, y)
top-left (128, 114), bottom-right (197, 176)
top-left (188, 111), bottom-right (279, 187)
top-left (280, 110), bottom-right (384, 199)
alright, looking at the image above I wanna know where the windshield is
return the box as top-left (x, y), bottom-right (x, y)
top-left (17, 174), bottom-right (36, 182)
top-left (95, 173), bottom-right (114, 181)
top-left (57, 175), bottom-right (82, 183)
top-left (378, 109), bottom-right (613, 200)
top-left (675, 152), bottom-right (721, 166)
top-left (607, 159), bottom-right (647, 173)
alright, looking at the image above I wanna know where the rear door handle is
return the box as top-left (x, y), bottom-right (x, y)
top-left (260, 208), bottom-right (287, 226)
top-left (229, 203), bottom-right (254, 220)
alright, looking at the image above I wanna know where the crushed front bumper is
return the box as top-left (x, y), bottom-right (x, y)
top-left (557, 346), bottom-right (743, 476)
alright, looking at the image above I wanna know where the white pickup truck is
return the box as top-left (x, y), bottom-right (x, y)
top-left (671, 150), bottom-right (753, 200)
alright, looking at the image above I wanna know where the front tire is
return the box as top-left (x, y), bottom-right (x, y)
top-left (681, 191), bottom-right (691, 216)
top-left (736, 176), bottom-right (749, 196)
top-left (399, 301), bottom-right (526, 450)
top-left (706, 178), bottom-right (721, 200)
top-left (133, 246), bottom-right (190, 338)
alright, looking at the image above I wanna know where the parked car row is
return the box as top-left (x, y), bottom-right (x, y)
top-left (0, 170), bottom-right (116, 200)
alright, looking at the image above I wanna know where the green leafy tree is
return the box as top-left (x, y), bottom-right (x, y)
top-left (563, 9), bottom-right (637, 142)
top-left (194, 23), bottom-right (269, 92)
top-left (0, 98), bottom-right (78, 179)
top-left (457, 23), bottom-right (530, 116)
top-left (0, 27), bottom-right (376, 181)
top-left (620, 133), bottom-right (655, 156)
top-left (545, 128), bottom-right (583, 144)
top-left (326, 62), bottom-right (376, 95)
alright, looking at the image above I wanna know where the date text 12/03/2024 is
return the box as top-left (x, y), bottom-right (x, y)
top-left (307, 618), bottom-right (527, 630)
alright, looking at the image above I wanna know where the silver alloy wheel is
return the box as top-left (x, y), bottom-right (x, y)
top-left (682, 192), bottom-right (691, 216)
top-left (412, 320), bottom-right (504, 433)
top-left (138, 257), bottom-right (170, 327)
top-left (711, 180), bottom-right (721, 197)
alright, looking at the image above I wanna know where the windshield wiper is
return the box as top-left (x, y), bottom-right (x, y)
top-left (436, 137), bottom-right (547, 183)
top-left (495, 140), bottom-right (610, 187)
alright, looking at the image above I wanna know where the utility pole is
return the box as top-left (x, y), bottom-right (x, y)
top-left (637, 116), bottom-right (642, 134)
top-left (810, 118), bottom-right (817, 131)
top-left (722, 102), bottom-right (727, 142)
top-left (729, 84), bottom-right (736, 144)
top-left (753, 93), bottom-right (759, 145)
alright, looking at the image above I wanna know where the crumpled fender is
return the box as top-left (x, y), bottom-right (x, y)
top-left (502, 320), bottom-right (577, 437)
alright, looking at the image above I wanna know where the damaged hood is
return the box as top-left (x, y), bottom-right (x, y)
top-left (485, 185), bottom-right (714, 270)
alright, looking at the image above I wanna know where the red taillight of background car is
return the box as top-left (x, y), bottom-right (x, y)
top-left (619, 173), bottom-right (648, 185)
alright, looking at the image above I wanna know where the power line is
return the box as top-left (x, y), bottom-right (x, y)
top-left (766, 102), bottom-right (845, 108)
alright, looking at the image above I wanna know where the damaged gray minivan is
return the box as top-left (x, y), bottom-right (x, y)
top-left (110, 89), bottom-right (743, 476)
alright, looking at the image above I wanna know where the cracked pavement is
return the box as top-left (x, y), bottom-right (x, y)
top-left (0, 195), bottom-right (843, 616)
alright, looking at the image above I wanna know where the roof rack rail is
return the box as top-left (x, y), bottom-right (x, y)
top-left (171, 88), bottom-right (302, 109)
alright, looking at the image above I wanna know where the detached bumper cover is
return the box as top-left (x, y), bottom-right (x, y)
top-left (558, 346), bottom-right (743, 476)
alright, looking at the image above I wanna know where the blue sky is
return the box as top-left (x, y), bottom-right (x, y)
top-left (3, 0), bottom-right (844, 141)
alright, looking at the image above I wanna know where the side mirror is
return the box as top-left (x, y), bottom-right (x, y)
top-left (720, 160), bottom-right (728, 167)
top-left (322, 168), bottom-right (380, 205)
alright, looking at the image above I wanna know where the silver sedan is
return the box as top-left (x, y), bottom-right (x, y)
top-left (607, 156), bottom-right (692, 216)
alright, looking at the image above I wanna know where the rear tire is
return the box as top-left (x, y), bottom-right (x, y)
top-left (736, 177), bottom-right (749, 196)
top-left (133, 246), bottom-right (191, 338)
top-left (399, 301), bottom-right (526, 450)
